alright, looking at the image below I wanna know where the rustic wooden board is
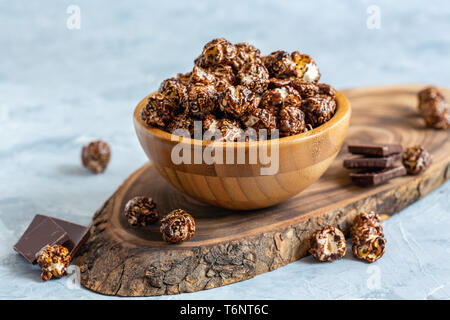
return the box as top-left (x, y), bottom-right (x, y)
top-left (76, 84), bottom-right (450, 297)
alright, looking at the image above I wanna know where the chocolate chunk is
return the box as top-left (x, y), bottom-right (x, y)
top-left (343, 154), bottom-right (402, 169)
top-left (348, 144), bottom-right (402, 157)
top-left (15, 214), bottom-right (89, 261)
top-left (50, 217), bottom-right (90, 258)
top-left (350, 166), bottom-right (407, 186)
top-left (14, 217), bottom-right (69, 264)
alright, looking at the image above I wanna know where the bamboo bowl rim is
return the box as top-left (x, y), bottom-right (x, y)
top-left (134, 90), bottom-right (350, 148)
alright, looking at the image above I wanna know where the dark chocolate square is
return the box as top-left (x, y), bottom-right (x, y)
top-left (14, 217), bottom-right (69, 264)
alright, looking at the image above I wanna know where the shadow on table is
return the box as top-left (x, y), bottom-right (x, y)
top-left (58, 165), bottom-right (91, 176)
top-left (299, 241), bottom-right (361, 264)
top-left (2, 253), bottom-right (42, 283)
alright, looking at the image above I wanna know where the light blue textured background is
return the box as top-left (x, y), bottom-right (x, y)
top-left (0, 0), bottom-right (449, 299)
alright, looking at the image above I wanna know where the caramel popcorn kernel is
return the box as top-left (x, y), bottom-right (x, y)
top-left (220, 85), bottom-right (258, 118)
top-left (279, 106), bottom-right (306, 136)
top-left (190, 65), bottom-right (217, 85)
top-left (140, 93), bottom-right (177, 128)
top-left (81, 140), bottom-right (111, 174)
top-left (291, 51), bottom-right (320, 82)
top-left (352, 230), bottom-right (386, 263)
top-left (309, 226), bottom-right (347, 262)
top-left (195, 38), bottom-right (237, 68)
top-left (291, 79), bottom-right (319, 98)
top-left (158, 77), bottom-right (187, 105)
top-left (36, 244), bottom-right (71, 281)
top-left (317, 83), bottom-right (336, 98)
top-left (259, 86), bottom-right (301, 114)
top-left (402, 145), bottom-right (432, 175)
top-left (263, 50), bottom-right (297, 79)
top-left (351, 212), bottom-right (386, 263)
top-left (202, 113), bottom-right (220, 133)
top-left (210, 64), bottom-right (236, 85)
top-left (234, 42), bottom-right (262, 69)
top-left (218, 118), bottom-right (245, 142)
top-left (166, 113), bottom-right (195, 137)
top-left (418, 87), bottom-right (450, 129)
top-left (160, 209), bottom-right (196, 244)
top-left (302, 95), bottom-right (336, 127)
top-left (242, 107), bottom-right (277, 130)
top-left (350, 211), bottom-right (383, 236)
top-left (237, 61), bottom-right (270, 94)
top-left (183, 83), bottom-right (217, 118)
top-left (124, 196), bottom-right (159, 227)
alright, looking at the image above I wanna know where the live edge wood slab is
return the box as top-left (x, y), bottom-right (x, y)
top-left (76, 85), bottom-right (450, 297)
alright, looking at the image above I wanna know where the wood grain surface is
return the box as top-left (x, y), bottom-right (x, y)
top-left (76, 84), bottom-right (450, 297)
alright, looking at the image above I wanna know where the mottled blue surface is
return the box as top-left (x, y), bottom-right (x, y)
top-left (0, 0), bottom-right (449, 299)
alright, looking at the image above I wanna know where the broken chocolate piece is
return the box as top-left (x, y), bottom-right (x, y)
top-left (350, 166), bottom-right (407, 186)
top-left (348, 144), bottom-right (402, 157)
top-left (50, 217), bottom-right (90, 258)
top-left (14, 217), bottom-right (69, 264)
top-left (15, 214), bottom-right (89, 260)
top-left (343, 154), bottom-right (402, 169)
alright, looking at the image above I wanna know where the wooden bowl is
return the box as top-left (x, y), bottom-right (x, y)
top-left (133, 91), bottom-right (351, 210)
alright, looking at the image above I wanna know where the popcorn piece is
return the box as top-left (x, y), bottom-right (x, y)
top-left (352, 237), bottom-right (386, 263)
top-left (210, 64), bottom-right (236, 86)
top-left (190, 65), bottom-right (216, 85)
top-left (183, 83), bottom-right (217, 118)
top-left (220, 85), bottom-right (258, 118)
top-left (424, 109), bottom-right (450, 129)
top-left (418, 87), bottom-right (450, 129)
top-left (268, 77), bottom-right (293, 89)
top-left (351, 212), bottom-right (386, 263)
top-left (215, 79), bottom-right (232, 96)
top-left (124, 196), bottom-right (159, 227)
top-left (202, 113), bottom-right (220, 133)
top-left (352, 226), bottom-right (386, 263)
top-left (402, 145), bottom-right (432, 175)
top-left (291, 79), bottom-right (319, 98)
top-left (308, 226), bottom-right (347, 262)
top-left (318, 83), bottom-right (336, 98)
top-left (259, 86), bottom-right (301, 114)
top-left (81, 140), bottom-right (111, 174)
top-left (279, 106), bottom-right (306, 136)
top-left (140, 93), bottom-right (176, 128)
top-left (302, 95), bottom-right (336, 127)
top-left (291, 51), bottom-right (320, 82)
top-left (166, 114), bottom-right (195, 137)
top-left (195, 38), bottom-right (237, 68)
top-left (160, 209), bottom-right (196, 244)
top-left (36, 244), bottom-right (71, 281)
top-left (234, 42), bottom-right (262, 70)
top-left (242, 108), bottom-right (277, 132)
top-left (259, 89), bottom-right (283, 112)
top-left (283, 92), bottom-right (303, 108)
top-left (418, 87), bottom-right (444, 112)
top-left (264, 51), bottom-right (320, 82)
top-left (158, 77), bottom-right (187, 106)
top-left (263, 50), bottom-right (297, 79)
top-left (237, 61), bottom-right (270, 94)
top-left (350, 211), bottom-right (382, 236)
top-left (218, 118), bottom-right (245, 142)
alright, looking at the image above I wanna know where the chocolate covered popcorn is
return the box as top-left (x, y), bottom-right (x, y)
top-left (141, 38), bottom-right (337, 140)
